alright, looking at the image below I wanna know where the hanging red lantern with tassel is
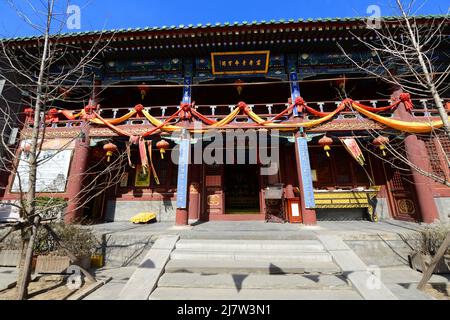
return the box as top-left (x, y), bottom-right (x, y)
top-left (103, 142), bottom-right (118, 162)
top-left (156, 139), bottom-right (169, 159)
top-left (24, 107), bottom-right (34, 122)
top-left (46, 108), bottom-right (59, 122)
top-left (137, 83), bottom-right (149, 100)
top-left (234, 79), bottom-right (244, 95)
top-left (318, 135), bottom-right (333, 157)
top-left (333, 74), bottom-right (346, 93)
top-left (373, 136), bottom-right (389, 156)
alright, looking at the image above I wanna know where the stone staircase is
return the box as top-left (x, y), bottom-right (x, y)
top-left (149, 238), bottom-right (362, 300)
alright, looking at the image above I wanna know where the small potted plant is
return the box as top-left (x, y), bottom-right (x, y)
top-left (409, 222), bottom-right (450, 274)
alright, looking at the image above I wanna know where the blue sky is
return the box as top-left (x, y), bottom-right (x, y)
top-left (0, 0), bottom-right (448, 38)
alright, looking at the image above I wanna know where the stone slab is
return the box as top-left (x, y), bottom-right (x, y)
top-left (149, 287), bottom-right (362, 300)
top-left (176, 239), bottom-right (325, 251)
top-left (117, 235), bottom-right (179, 300)
top-left (164, 259), bottom-right (341, 275)
top-left (345, 271), bottom-right (398, 300)
top-left (68, 277), bottom-right (111, 300)
top-left (105, 200), bottom-right (176, 222)
top-left (378, 267), bottom-right (450, 284)
top-left (98, 233), bottom-right (155, 268)
top-left (170, 249), bottom-right (332, 262)
top-left (318, 234), bottom-right (398, 300)
top-left (386, 283), bottom-right (433, 300)
top-left (158, 272), bottom-right (350, 290)
top-left (0, 267), bottom-right (18, 291)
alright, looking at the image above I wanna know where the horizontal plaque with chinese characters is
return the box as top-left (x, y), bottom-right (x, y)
top-left (211, 51), bottom-right (270, 75)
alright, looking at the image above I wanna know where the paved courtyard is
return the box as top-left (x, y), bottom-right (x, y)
top-left (84, 220), bottom-right (448, 300)
top-left (1, 220), bottom-right (448, 300)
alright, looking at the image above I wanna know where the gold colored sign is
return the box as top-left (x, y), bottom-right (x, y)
top-left (134, 165), bottom-right (150, 187)
top-left (211, 51), bottom-right (270, 75)
top-left (398, 199), bottom-right (416, 215)
top-left (207, 195), bottom-right (221, 206)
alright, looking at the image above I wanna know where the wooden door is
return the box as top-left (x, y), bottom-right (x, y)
top-left (202, 164), bottom-right (224, 219)
top-left (385, 163), bottom-right (421, 222)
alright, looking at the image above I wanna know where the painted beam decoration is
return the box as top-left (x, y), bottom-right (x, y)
top-left (296, 137), bottom-right (316, 209)
top-left (290, 71), bottom-right (300, 117)
top-left (211, 51), bottom-right (270, 75)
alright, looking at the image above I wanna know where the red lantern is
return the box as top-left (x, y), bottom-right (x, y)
top-left (234, 79), bottom-right (244, 95)
top-left (318, 135), bottom-right (333, 157)
top-left (47, 108), bottom-right (59, 122)
top-left (103, 142), bottom-right (118, 162)
top-left (334, 75), bottom-right (346, 92)
top-left (137, 83), bottom-right (150, 100)
top-left (373, 136), bottom-right (389, 156)
top-left (156, 139), bottom-right (170, 159)
top-left (24, 107), bottom-right (34, 121)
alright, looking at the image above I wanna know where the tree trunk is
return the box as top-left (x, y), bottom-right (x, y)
top-left (15, 0), bottom-right (54, 300)
top-left (417, 232), bottom-right (450, 290)
top-left (16, 217), bottom-right (39, 299)
top-left (16, 229), bottom-right (31, 298)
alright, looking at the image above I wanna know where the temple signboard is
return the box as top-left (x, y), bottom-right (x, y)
top-left (211, 51), bottom-right (270, 75)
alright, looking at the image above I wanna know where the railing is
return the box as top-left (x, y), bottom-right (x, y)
top-left (27, 97), bottom-right (449, 129)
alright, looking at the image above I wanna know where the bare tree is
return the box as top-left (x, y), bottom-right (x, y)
top-left (338, 0), bottom-right (449, 289)
top-left (339, 1), bottom-right (449, 133)
top-left (0, 0), bottom-right (125, 299)
top-left (336, 0), bottom-right (450, 183)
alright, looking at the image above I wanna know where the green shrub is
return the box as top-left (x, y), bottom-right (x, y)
top-left (417, 222), bottom-right (450, 256)
top-left (33, 222), bottom-right (98, 257)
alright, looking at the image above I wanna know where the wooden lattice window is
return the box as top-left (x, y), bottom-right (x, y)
top-left (423, 135), bottom-right (449, 180)
top-left (436, 134), bottom-right (450, 159)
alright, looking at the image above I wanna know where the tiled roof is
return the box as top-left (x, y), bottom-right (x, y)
top-left (1, 14), bottom-right (447, 42)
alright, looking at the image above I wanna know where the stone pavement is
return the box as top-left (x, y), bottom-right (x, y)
top-left (82, 219), bottom-right (447, 300)
top-left (0, 267), bottom-right (17, 291)
top-left (82, 267), bottom-right (136, 300)
top-left (0, 220), bottom-right (443, 300)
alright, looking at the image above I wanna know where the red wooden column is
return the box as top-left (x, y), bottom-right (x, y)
top-left (175, 203), bottom-right (189, 225)
top-left (294, 131), bottom-right (317, 225)
top-left (188, 164), bottom-right (201, 221)
top-left (392, 89), bottom-right (440, 223)
top-left (64, 124), bottom-right (90, 224)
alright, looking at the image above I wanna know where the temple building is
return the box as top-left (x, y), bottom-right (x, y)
top-left (0, 16), bottom-right (449, 225)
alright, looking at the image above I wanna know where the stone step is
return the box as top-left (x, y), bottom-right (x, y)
top-left (175, 239), bottom-right (325, 251)
top-left (149, 287), bottom-right (362, 300)
top-left (180, 231), bottom-right (316, 240)
top-left (164, 259), bottom-right (341, 274)
top-left (170, 249), bottom-right (332, 262)
top-left (157, 272), bottom-right (350, 290)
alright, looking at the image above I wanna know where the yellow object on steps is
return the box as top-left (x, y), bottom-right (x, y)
top-left (130, 212), bottom-right (157, 224)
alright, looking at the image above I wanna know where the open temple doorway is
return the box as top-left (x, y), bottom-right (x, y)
top-left (224, 164), bottom-right (261, 214)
